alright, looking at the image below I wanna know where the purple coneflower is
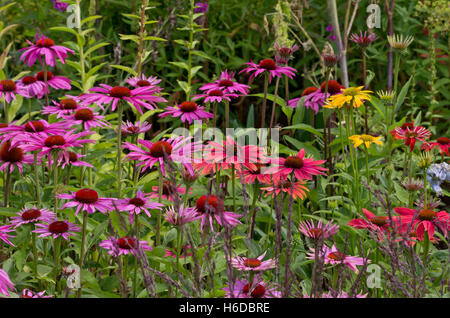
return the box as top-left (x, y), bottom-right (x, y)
top-left (42, 99), bottom-right (81, 118)
top-left (0, 224), bottom-right (15, 246)
top-left (192, 88), bottom-right (238, 104)
top-left (149, 180), bottom-right (189, 201)
top-left (298, 219), bottom-right (339, 240)
top-left (231, 251), bottom-right (276, 271)
top-left (99, 236), bottom-right (152, 257)
top-left (164, 204), bottom-right (200, 226)
top-left (0, 141), bottom-right (33, 174)
top-left (35, 71), bottom-right (71, 91)
top-left (56, 151), bottom-right (93, 169)
top-left (10, 206), bottom-right (56, 228)
top-left (240, 59), bottom-right (297, 83)
top-left (63, 107), bottom-right (110, 130)
top-left (0, 79), bottom-right (27, 103)
top-left (126, 74), bottom-right (162, 91)
top-left (0, 120), bottom-right (67, 145)
top-left (288, 89), bottom-right (330, 114)
top-left (261, 178), bottom-right (309, 200)
top-left (159, 101), bottom-right (213, 124)
top-left (223, 279), bottom-right (281, 298)
top-left (273, 43), bottom-right (299, 66)
top-left (199, 70), bottom-right (250, 95)
top-left (120, 120), bottom-right (152, 138)
top-left (0, 269), bottom-right (14, 297)
top-left (33, 219), bottom-right (81, 240)
top-left (195, 195), bottom-right (241, 231)
top-left (350, 31), bottom-right (377, 48)
top-left (19, 35), bottom-right (74, 67)
top-left (16, 76), bottom-right (47, 99)
top-left (307, 244), bottom-right (369, 273)
top-left (115, 190), bottom-right (164, 223)
top-left (58, 188), bottom-right (113, 215)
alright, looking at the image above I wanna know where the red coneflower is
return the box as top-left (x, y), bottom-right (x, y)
top-left (392, 124), bottom-right (431, 152)
top-left (320, 80), bottom-right (344, 95)
top-left (430, 137), bottom-right (450, 156)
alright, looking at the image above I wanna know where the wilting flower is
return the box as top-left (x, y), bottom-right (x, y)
top-left (427, 163), bottom-right (450, 196)
top-left (402, 178), bottom-right (424, 192)
top-left (231, 251), bottom-right (276, 271)
top-left (199, 70), bottom-right (250, 95)
top-left (0, 269), bottom-right (14, 297)
top-left (195, 195), bottom-right (241, 231)
top-left (298, 219), bottom-right (339, 240)
top-left (391, 123), bottom-right (431, 152)
top-left (164, 204), bottom-right (200, 226)
top-left (126, 74), bottom-right (162, 92)
top-left (261, 178), bottom-right (309, 200)
top-left (192, 89), bottom-right (238, 104)
top-left (394, 207), bottom-right (450, 240)
top-left (58, 188), bottom-right (113, 215)
top-left (120, 120), bottom-right (152, 138)
top-left (325, 86), bottom-right (372, 109)
top-left (273, 43), bottom-right (299, 66)
top-left (223, 279), bottom-right (281, 298)
top-left (115, 190), bottom-right (163, 223)
top-left (19, 35), bottom-right (74, 67)
top-left (79, 84), bottom-right (167, 114)
top-left (430, 137), bottom-right (450, 156)
top-left (63, 107), bottom-right (111, 130)
top-left (42, 99), bottom-right (81, 118)
top-left (387, 34), bottom-right (414, 51)
top-left (99, 236), bottom-right (152, 257)
top-left (56, 151), bottom-right (93, 169)
top-left (0, 141), bottom-right (34, 174)
top-left (0, 79), bottom-right (27, 103)
top-left (240, 59), bottom-right (297, 83)
top-left (10, 206), bottom-right (55, 228)
top-left (321, 42), bottom-right (339, 67)
top-left (149, 180), bottom-right (189, 201)
top-left (307, 244), bottom-right (369, 273)
top-left (33, 219), bottom-right (81, 240)
top-left (159, 102), bottom-right (213, 124)
top-left (348, 134), bottom-right (383, 148)
top-left (16, 76), bottom-right (47, 99)
top-left (350, 31), bottom-right (377, 48)
top-left (35, 71), bottom-right (71, 91)
top-left (0, 225), bottom-right (15, 246)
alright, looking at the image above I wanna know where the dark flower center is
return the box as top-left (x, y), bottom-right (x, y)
top-left (302, 87), bottom-right (318, 97)
top-left (370, 216), bottom-right (388, 227)
top-left (208, 89), bottom-right (223, 96)
top-left (21, 76), bottom-right (37, 85)
top-left (75, 188), bottom-right (99, 204)
top-left (109, 86), bottom-right (131, 98)
top-left (284, 156), bottom-right (304, 169)
top-left (162, 180), bottom-right (175, 196)
top-left (68, 151), bottom-right (78, 162)
top-left (401, 122), bottom-right (414, 130)
top-left (136, 80), bottom-right (151, 87)
top-left (243, 284), bottom-right (266, 298)
top-left (259, 59), bottom-right (277, 70)
top-left (418, 209), bottom-right (436, 221)
top-left (180, 101), bottom-right (198, 112)
top-left (219, 79), bottom-right (234, 87)
top-left (22, 209), bottom-right (42, 221)
top-left (437, 137), bottom-right (450, 145)
top-left (36, 71), bottom-right (54, 81)
top-left (243, 258), bottom-right (262, 268)
top-left (309, 228), bottom-right (323, 239)
top-left (328, 251), bottom-right (346, 261)
top-left (0, 80), bottom-right (16, 92)
top-left (150, 141), bottom-right (173, 158)
top-left (36, 38), bottom-right (55, 48)
top-left (129, 198), bottom-right (145, 207)
top-left (59, 99), bottom-right (78, 110)
top-left (24, 121), bottom-right (45, 132)
top-left (320, 80), bottom-right (343, 95)
top-left (49, 221), bottom-right (69, 234)
top-left (118, 237), bottom-right (136, 249)
top-left (195, 195), bottom-right (223, 214)
top-left (74, 108), bottom-right (94, 121)
top-left (44, 135), bottom-right (66, 147)
top-left (0, 142), bottom-right (24, 162)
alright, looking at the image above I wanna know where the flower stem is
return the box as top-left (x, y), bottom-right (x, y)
top-left (117, 101), bottom-right (124, 198)
top-left (261, 72), bottom-right (269, 128)
top-left (231, 164), bottom-right (236, 213)
top-left (156, 165), bottom-right (163, 246)
top-left (269, 76), bottom-right (280, 131)
top-left (77, 211), bottom-right (88, 298)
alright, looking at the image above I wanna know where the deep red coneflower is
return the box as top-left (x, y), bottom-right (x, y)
top-left (320, 80), bottom-right (344, 95)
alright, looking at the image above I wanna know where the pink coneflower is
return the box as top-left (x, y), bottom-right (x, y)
top-left (195, 195), bottom-right (241, 231)
top-left (231, 251), bottom-right (276, 271)
top-left (240, 59), bottom-right (297, 83)
top-left (19, 35), bottom-right (74, 67)
top-left (199, 70), bottom-right (250, 95)
top-left (58, 188), bottom-right (113, 215)
top-left (21, 288), bottom-right (53, 298)
top-left (0, 141), bottom-right (33, 174)
top-left (240, 163), bottom-right (271, 184)
top-left (0, 224), bottom-right (15, 246)
top-left (164, 204), bottom-right (200, 226)
top-left (0, 79), bottom-right (27, 103)
top-left (10, 206), bottom-right (56, 228)
top-left (430, 137), bottom-right (450, 156)
top-left (350, 31), bottom-right (377, 48)
top-left (149, 180), bottom-right (189, 201)
top-left (394, 207), bottom-right (450, 240)
top-left (21, 130), bottom-right (94, 156)
top-left (261, 179), bottom-right (309, 200)
top-left (35, 71), bottom-right (71, 91)
top-left (115, 190), bottom-right (163, 223)
top-left (120, 120), bottom-right (152, 138)
top-left (298, 219), bottom-right (339, 240)
top-left (307, 244), bottom-right (369, 273)
top-left (348, 209), bottom-right (400, 241)
top-left (42, 99), bottom-right (81, 118)
top-left (274, 43), bottom-right (299, 66)
top-left (159, 101), bottom-right (213, 124)
top-left (33, 219), bottom-right (81, 240)
top-left (56, 150), bottom-right (93, 169)
top-left (288, 89), bottom-right (330, 114)
top-left (99, 236), bottom-right (152, 257)
top-left (123, 136), bottom-right (201, 176)
top-left (192, 88), bottom-right (238, 104)
top-left (126, 74), bottom-right (162, 91)
top-left (16, 76), bottom-right (47, 99)
top-left (391, 123), bottom-right (431, 152)
top-left (265, 148), bottom-right (327, 181)
top-left (223, 279), bottom-right (281, 298)
top-left (79, 84), bottom-right (167, 114)
top-left (0, 269), bottom-right (14, 297)
top-left (164, 245), bottom-right (193, 258)
top-left (63, 107), bottom-right (110, 130)
top-left (0, 120), bottom-right (67, 145)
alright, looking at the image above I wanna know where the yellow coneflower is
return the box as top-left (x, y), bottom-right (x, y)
top-left (348, 134), bottom-right (383, 148)
top-left (387, 34), bottom-right (414, 51)
top-left (324, 86), bottom-right (372, 109)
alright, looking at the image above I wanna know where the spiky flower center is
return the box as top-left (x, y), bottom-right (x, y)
top-left (309, 228), bottom-right (324, 239)
top-left (162, 180), bottom-right (175, 196)
top-left (60, 99), bottom-right (78, 110)
top-left (208, 89), bottom-right (223, 97)
top-left (44, 135), bottom-right (66, 147)
top-left (195, 195), bottom-right (223, 214)
top-left (320, 80), bottom-right (343, 95)
top-left (328, 251), bottom-right (346, 261)
top-left (21, 76), bottom-right (37, 85)
top-left (401, 122), bottom-right (414, 130)
top-left (36, 38), bottom-right (55, 48)
top-left (49, 221), bottom-right (69, 234)
top-left (136, 80), bottom-right (151, 87)
top-left (180, 101), bottom-right (198, 113)
top-left (302, 87), bottom-right (318, 97)
top-left (36, 71), bottom-right (54, 81)
top-left (437, 137), bottom-right (450, 145)
top-left (74, 108), bottom-right (94, 121)
top-left (259, 59), bottom-right (277, 70)
top-left (109, 86), bottom-right (131, 98)
top-left (22, 209), bottom-right (41, 221)
top-left (370, 216), bottom-right (388, 227)
top-left (0, 80), bottom-right (16, 92)
top-left (284, 156), bottom-right (304, 169)
top-left (418, 209), bottom-right (436, 221)
top-left (243, 284), bottom-right (266, 298)
top-left (129, 197), bottom-right (145, 207)
top-left (75, 188), bottom-right (99, 204)
top-left (360, 134), bottom-right (376, 142)
top-left (118, 237), bottom-right (136, 249)
top-left (68, 151), bottom-right (78, 162)
top-left (150, 141), bottom-right (173, 158)
top-left (24, 121), bottom-right (45, 132)
top-left (0, 142), bottom-right (24, 162)
top-left (219, 79), bottom-right (234, 87)
top-left (243, 258), bottom-right (262, 268)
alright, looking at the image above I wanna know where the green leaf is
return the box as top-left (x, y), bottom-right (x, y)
top-left (191, 50), bottom-right (212, 60)
top-left (169, 61), bottom-right (189, 70)
top-left (394, 76), bottom-right (412, 114)
top-left (177, 80), bottom-right (190, 94)
top-left (282, 123), bottom-right (323, 138)
top-left (85, 42), bottom-right (110, 56)
top-left (143, 36), bottom-right (167, 42)
top-left (190, 65), bottom-right (203, 78)
top-left (249, 93), bottom-right (285, 107)
top-left (246, 105), bottom-right (254, 128)
top-left (50, 26), bottom-right (79, 38)
top-left (110, 64), bottom-right (137, 76)
top-left (81, 15), bottom-right (102, 26)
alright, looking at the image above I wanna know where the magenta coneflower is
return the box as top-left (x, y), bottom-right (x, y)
top-left (223, 279), bottom-right (281, 298)
top-left (298, 219), bottom-right (339, 240)
top-left (63, 107), bottom-right (111, 130)
top-left (35, 71), bottom-right (71, 91)
top-left (266, 148), bottom-right (327, 180)
top-left (350, 31), bottom-right (377, 48)
top-left (16, 76), bottom-right (47, 99)
top-left (123, 136), bottom-right (201, 176)
top-left (58, 188), bottom-right (113, 215)
top-left (56, 151), bottom-right (93, 169)
top-left (164, 245), bottom-right (192, 258)
top-left (99, 236), bottom-right (152, 257)
top-left (288, 89), bottom-right (330, 114)
top-left (195, 195), bottom-right (241, 231)
top-left (273, 43), bottom-right (299, 66)
top-left (348, 208), bottom-right (398, 236)
top-left (0, 79), bottom-right (27, 103)
top-left (0, 269), bottom-right (14, 297)
top-left (33, 219), bottom-right (81, 240)
top-left (19, 35), bottom-right (74, 67)
top-left (240, 59), bottom-right (297, 83)
top-left (79, 84), bottom-right (167, 114)
top-left (231, 251), bottom-right (276, 271)
top-left (21, 289), bottom-right (52, 298)
top-left (240, 163), bottom-right (271, 184)
top-left (126, 74), bottom-right (162, 91)
top-left (42, 99), bottom-right (81, 118)
top-left (261, 178), bottom-right (309, 200)
top-left (120, 120), bottom-right (152, 138)
top-left (164, 204), bottom-right (200, 226)
top-left (307, 244), bottom-right (369, 273)
top-left (391, 123), bottom-right (431, 152)
top-left (430, 137), bottom-right (450, 156)
top-left (0, 141), bottom-right (33, 174)
top-left (0, 120), bottom-right (67, 145)
top-left (192, 88), bottom-right (238, 104)
top-left (0, 224), bottom-right (15, 246)
top-left (115, 190), bottom-right (164, 223)
top-left (149, 180), bottom-right (189, 201)
top-left (10, 206), bottom-right (56, 228)
top-left (159, 101), bottom-right (213, 124)
top-left (394, 207), bottom-right (450, 240)
top-left (199, 70), bottom-right (250, 95)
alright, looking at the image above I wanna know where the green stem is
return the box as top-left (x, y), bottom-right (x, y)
top-left (231, 164), bottom-right (236, 213)
top-left (269, 77), bottom-right (280, 131)
top-left (261, 72), bottom-right (269, 128)
top-left (117, 101), bottom-right (124, 198)
top-left (156, 166), bottom-right (163, 246)
top-left (77, 211), bottom-right (88, 298)
top-left (365, 146), bottom-right (371, 203)
top-left (133, 214), bottom-right (139, 298)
